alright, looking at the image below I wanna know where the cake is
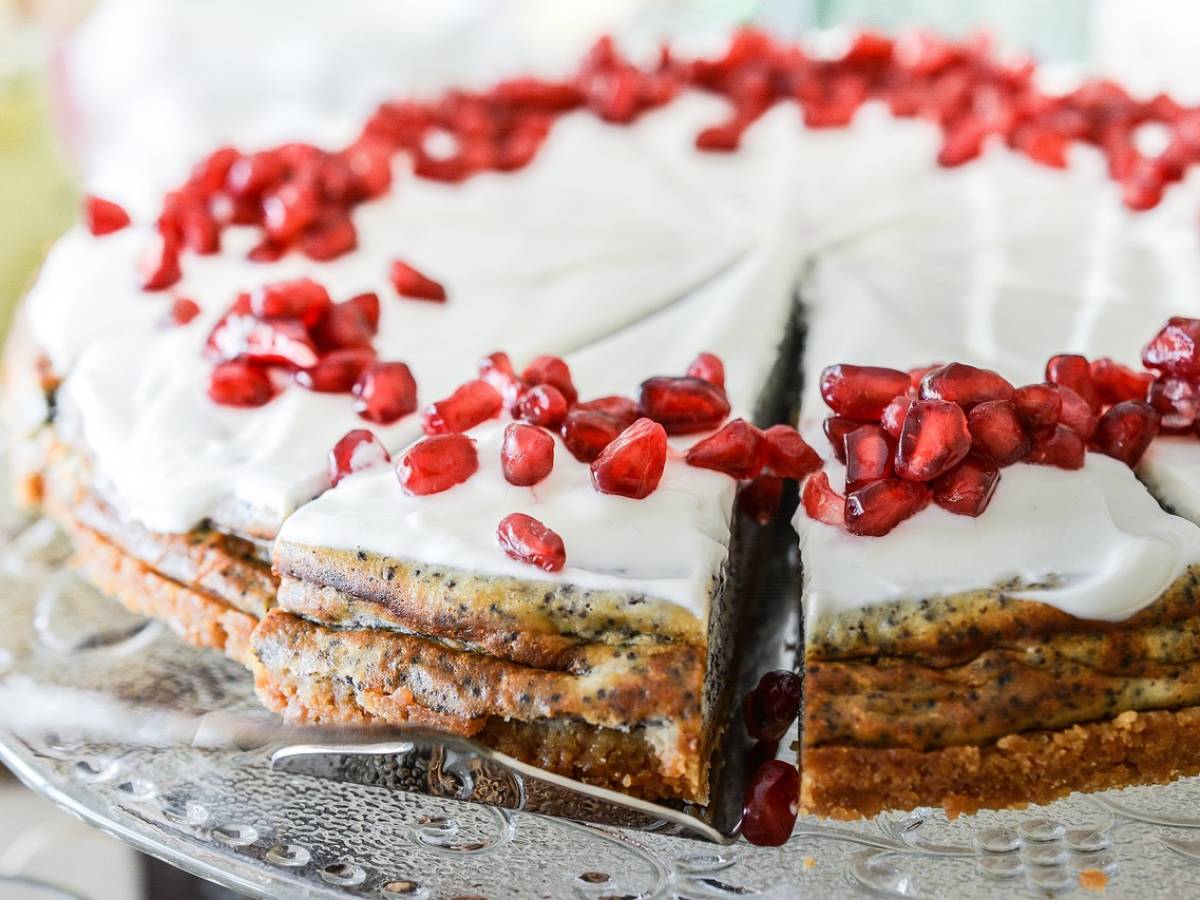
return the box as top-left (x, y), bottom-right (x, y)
top-left (10, 26), bottom-right (1200, 837)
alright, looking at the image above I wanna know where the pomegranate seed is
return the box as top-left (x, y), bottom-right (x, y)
top-left (762, 425), bottom-right (822, 479)
top-left (844, 478), bottom-right (931, 536)
top-left (1045, 354), bottom-right (1100, 410)
top-left (178, 203), bottom-right (220, 254)
top-left (522, 355), bottom-right (578, 404)
top-left (312, 294), bottom-right (379, 351)
top-left (423, 380), bottom-right (503, 434)
top-left (932, 456), bottom-right (1000, 517)
top-left (1026, 424), bottom-right (1086, 470)
top-left (894, 400), bottom-right (971, 481)
top-left (344, 291), bottom-right (381, 330)
top-left (967, 400), bottom-right (1030, 466)
top-left (802, 471), bottom-right (845, 526)
top-left (226, 150), bottom-right (285, 199)
top-left (139, 234), bottom-right (181, 291)
top-left (496, 512), bottom-right (567, 572)
top-left (390, 260), bottom-right (447, 302)
top-left (489, 78), bottom-right (583, 112)
top-left (741, 760), bottom-right (799, 847)
top-left (844, 424), bottom-right (893, 490)
top-left (738, 475), bottom-right (783, 525)
top-left (396, 434), bottom-right (479, 495)
top-left (590, 418), bottom-right (668, 499)
top-left (262, 180), bottom-right (320, 242)
top-left (686, 352), bottom-right (726, 390)
top-left (638, 376), bottom-right (730, 434)
top-left (907, 365), bottom-right (941, 391)
top-left (742, 670), bottom-right (802, 742)
top-left (919, 362), bottom-right (1014, 408)
top-left (823, 417), bottom-right (860, 464)
top-left (479, 351), bottom-right (524, 408)
top-left (1091, 400), bottom-right (1160, 466)
top-left (514, 385), bottom-right (569, 429)
top-left (1122, 161), bottom-right (1165, 211)
top-left (573, 396), bottom-right (639, 428)
top-left (191, 146), bottom-right (239, 193)
top-left (300, 209), bottom-right (358, 261)
top-left (1143, 317), bottom-right (1200, 378)
top-left (501, 423), bottom-right (555, 486)
top-left (295, 348), bottom-right (376, 393)
top-left (1057, 386), bottom-right (1099, 440)
top-left (1012, 383), bottom-right (1062, 430)
top-left (1090, 358), bottom-right (1153, 405)
top-left (685, 419), bottom-right (765, 479)
top-left (1147, 375), bottom-right (1199, 430)
top-left (695, 119), bottom-right (746, 152)
top-left (166, 297), bottom-right (200, 327)
top-left (84, 195), bottom-right (131, 236)
top-left (353, 361), bottom-right (418, 424)
top-left (207, 307), bottom-right (320, 369)
top-left (207, 360), bottom-right (274, 408)
top-left (880, 395), bottom-right (912, 440)
top-left (819, 364), bottom-right (910, 420)
top-left (246, 238), bottom-right (286, 263)
top-left (328, 429), bottom-right (391, 486)
top-left (249, 277), bottom-right (332, 326)
top-left (561, 408), bottom-right (626, 463)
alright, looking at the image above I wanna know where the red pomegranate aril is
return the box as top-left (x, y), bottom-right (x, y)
top-left (907, 364), bottom-right (941, 391)
top-left (522, 355), bottom-right (578, 404)
top-left (294, 348), bottom-right (376, 393)
top-left (742, 670), bottom-right (802, 743)
top-left (685, 419), bottom-right (765, 479)
top-left (396, 434), bottom-right (478, 495)
top-left (932, 456), bottom-right (1000, 517)
top-left (574, 396), bottom-right (639, 428)
top-left (497, 512), bottom-right (567, 573)
top-left (262, 180), bottom-right (319, 242)
top-left (1057, 385), bottom-right (1099, 440)
top-left (561, 408), bottom-right (624, 463)
top-left (1147, 375), bottom-right (1199, 430)
top-left (894, 400), bottom-right (971, 481)
top-left (1090, 358), bottom-right (1154, 405)
top-left (353, 361), bottom-right (418, 424)
top-left (738, 475), bottom-right (783, 525)
top-left (1091, 400), bottom-right (1160, 467)
top-left (328, 429), bottom-right (391, 486)
top-left (762, 425), bottom-right (822, 480)
top-left (226, 150), bottom-right (285, 199)
top-left (345, 291), bottom-right (381, 330)
top-left (479, 351), bottom-right (524, 407)
top-left (423, 380), bottom-right (503, 434)
top-left (139, 234), bottom-right (181, 291)
top-left (501, 423), bottom-right (555, 486)
top-left (1012, 383), bottom-right (1062, 430)
top-left (300, 209), bottom-right (358, 261)
top-left (590, 418), bottom-right (668, 499)
top-left (822, 417), bottom-right (860, 464)
top-left (880, 395), bottom-right (912, 440)
top-left (819, 364), bottom-right (910, 420)
top-left (167, 297), bottom-right (200, 327)
top-left (390, 260), bottom-right (447, 302)
top-left (84, 195), bottom-right (131, 236)
top-left (686, 352), bottom-right (726, 390)
top-left (844, 424), bottom-right (893, 490)
top-left (802, 471), bottom-right (845, 526)
top-left (741, 759), bottom-right (799, 847)
top-left (967, 400), bottom-right (1030, 466)
top-left (638, 376), bottom-right (731, 434)
top-left (844, 477), bottom-right (931, 536)
top-left (207, 309), bottom-right (320, 369)
top-left (514, 384), bottom-right (569, 429)
top-left (249, 277), bottom-right (332, 326)
top-left (919, 362), bottom-right (1014, 408)
top-left (191, 146), bottom-right (239, 193)
top-left (1026, 424), bottom-right (1086, 470)
top-left (1045, 354), bottom-right (1100, 410)
top-left (1143, 317), bottom-right (1200, 378)
top-left (312, 295), bottom-right (379, 351)
top-left (207, 360), bottom-right (274, 408)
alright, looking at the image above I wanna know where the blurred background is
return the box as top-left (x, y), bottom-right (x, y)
top-left (0, 0), bottom-right (1198, 896)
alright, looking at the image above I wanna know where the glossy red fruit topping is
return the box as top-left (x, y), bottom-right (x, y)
top-left (573, 396), bottom-right (639, 428)
top-left (819, 364), bottom-right (910, 420)
top-left (249, 278), bottom-right (332, 326)
top-left (590, 417), bottom-right (668, 499)
top-left (301, 209), bottom-right (358, 261)
top-left (742, 670), bottom-right (802, 742)
top-left (1045, 354), bottom-right (1099, 410)
top-left (1026, 424), bottom-right (1086, 470)
top-left (423, 380), bottom-right (503, 434)
top-left (844, 424), bottom-right (893, 489)
top-left (514, 385), bottom-right (569, 429)
top-left (84, 195), bottom-right (131, 236)
top-left (1057, 385), bottom-right (1099, 440)
top-left (638, 376), bottom-right (731, 434)
top-left (167, 298), bottom-right (200, 327)
top-left (741, 760), bottom-right (799, 847)
top-left (501, 423), bottom-right (555, 486)
top-left (561, 408), bottom-right (625, 463)
top-left (328, 429), bottom-right (391, 486)
top-left (497, 512), bottom-right (567, 572)
top-left (802, 471), bottom-right (845, 526)
top-left (894, 400), bottom-right (971, 481)
top-left (479, 352), bottom-right (524, 408)
top-left (919, 362), bottom-right (1014, 408)
top-left (907, 365), bottom-right (941, 391)
top-left (845, 477), bottom-right (931, 536)
top-left (294, 348), bottom-right (376, 393)
top-left (396, 434), bottom-right (478, 495)
top-left (352, 361), bottom-right (418, 424)
top-left (522, 355), bottom-right (578, 404)
top-left (1147, 375), bottom-right (1199, 430)
top-left (139, 234), bottom-right (181, 291)
top-left (932, 456), bottom-right (1000, 517)
top-left (686, 352), bottom-right (726, 390)
top-left (967, 400), bottom-right (1030, 466)
top-left (390, 260), bottom-right (447, 302)
top-left (311, 294), bottom-right (379, 351)
top-left (207, 360), bottom-right (274, 408)
top-left (1090, 358), bottom-right (1154, 405)
top-left (822, 417), bottom-right (859, 464)
top-left (1143, 317), bottom-right (1200, 378)
top-left (1012, 383), bottom-right (1062, 430)
top-left (880, 395), bottom-right (912, 440)
top-left (685, 419), bottom-right (765, 479)
top-left (207, 303), bottom-right (320, 369)
top-left (1091, 400), bottom-right (1160, 467)
top-left (738, 475), bottom-right (783, 525)
top-left (762, 425), bottom-right (822, 480)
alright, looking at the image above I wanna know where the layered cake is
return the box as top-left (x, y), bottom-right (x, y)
top-left (11, 27), bottom-right (1200, 833)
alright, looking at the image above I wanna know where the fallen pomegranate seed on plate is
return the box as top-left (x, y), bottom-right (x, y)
top-left (396, 433), bottom-right (478, 495)
top-left (741, 759), bottom-right (799, 847)
top-left (496, 512), bottom-right (567, 572)
top-left (742, 670), bottom-right (802, 742)
top-left (590, 417), bottom-right (668, 499)
top-left (328, 429), bottom-right (391, 486)
top-left (501, 423), bottom-right (555, 486)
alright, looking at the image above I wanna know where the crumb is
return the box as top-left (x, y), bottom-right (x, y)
top-left (802, 856), bottom-right (816, 870)
top-left (622, 774), bottom-right (632, 787)
top-left (1078, 869), bottom-right (1108, 891)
